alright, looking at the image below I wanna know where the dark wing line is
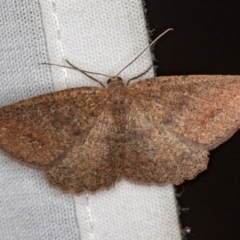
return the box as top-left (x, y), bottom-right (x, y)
top-left (128, 98), bottom-right (207, 152)
top-left (44, 107), bottom-right (121, 194)
top-left (124, 98), bottom-right (208, 185)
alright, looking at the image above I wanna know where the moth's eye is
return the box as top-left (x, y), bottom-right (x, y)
top-left (117, 77), bottom-right (123, 82)
top-left (107, 79), bottom-right (111, 84)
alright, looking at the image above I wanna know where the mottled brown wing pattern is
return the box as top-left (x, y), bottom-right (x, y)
top-left (130, 75), bottom-right (240, 150)
top-left (123, 98), bottom-right (209, 185)
top-left (45, 108), bottom-right (122, 193)
top-left (0, 87), bottom-right (107, 166)
top-left (1, 74), bottom-right (240, 193)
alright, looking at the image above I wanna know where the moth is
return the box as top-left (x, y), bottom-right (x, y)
top-left (1, 29), bottom-right (240, 194)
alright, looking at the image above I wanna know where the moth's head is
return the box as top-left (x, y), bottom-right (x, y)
top-left (107, 76), bottom-right (125, 88)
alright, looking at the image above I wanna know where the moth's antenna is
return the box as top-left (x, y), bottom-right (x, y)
top-left (40, 62), bottom-right (111, 78)
top-left (115, 28), bottom-right (173, 77)
top-left (40, 60), bottom-right (110, 88)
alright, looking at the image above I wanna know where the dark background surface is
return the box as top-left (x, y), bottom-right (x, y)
top-left (144, 1), bottom-right (240, 240)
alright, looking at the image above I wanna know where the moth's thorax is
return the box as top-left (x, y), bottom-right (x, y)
top-left (107, 76), bottom-right (125, 88)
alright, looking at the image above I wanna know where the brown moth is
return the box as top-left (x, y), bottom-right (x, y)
top-left (1, 29), bottom-right (240, 194)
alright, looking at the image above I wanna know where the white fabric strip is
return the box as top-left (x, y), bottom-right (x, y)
top-left (0, 1), bottom-right (80, 239)
top-left (40, 0), bottom-right (181, 239)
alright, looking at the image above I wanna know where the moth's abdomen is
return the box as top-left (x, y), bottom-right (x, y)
top-left (108, 87), bottom-right (131, 130)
